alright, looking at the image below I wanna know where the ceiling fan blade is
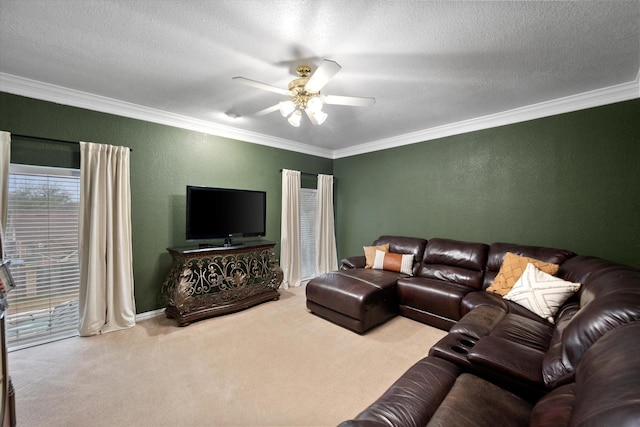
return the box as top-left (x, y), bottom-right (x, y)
top-left (305, 109), bottom-right (319, 126)
top-left (322, 94), bottom-right (376, 107)
top-left (253, 104), bottom-right (281, 117)
top-left (232, 77), bottom-right (292, 96)
top-left (305, 59), bottom-right (342, 92)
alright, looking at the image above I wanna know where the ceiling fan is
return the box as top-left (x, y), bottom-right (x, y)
top-left (232, 59), bottom-right (375, 127)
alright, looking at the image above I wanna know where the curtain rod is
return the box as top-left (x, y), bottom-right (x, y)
top-left (11, 133), bottom-right (133, 152)
top-left (279, 169), bottom-right (333, 178)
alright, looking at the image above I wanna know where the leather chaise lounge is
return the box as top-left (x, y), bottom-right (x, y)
top-left (305, 235), bottom-right (640, 426)
top-left (306, 236), bottom-right (427, 334)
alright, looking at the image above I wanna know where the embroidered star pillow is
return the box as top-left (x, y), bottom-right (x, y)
top-left (504, 263), bottom-right (581, 323)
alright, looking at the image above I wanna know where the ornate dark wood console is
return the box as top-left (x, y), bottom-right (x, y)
top-left (162, 241), bottom-right (283, 326)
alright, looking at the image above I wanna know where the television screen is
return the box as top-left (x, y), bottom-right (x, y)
top-left (186, 186), bottom-right (266, 242)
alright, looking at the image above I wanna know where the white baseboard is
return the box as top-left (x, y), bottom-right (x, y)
top-left (135, 308), bottom-right (165, 322)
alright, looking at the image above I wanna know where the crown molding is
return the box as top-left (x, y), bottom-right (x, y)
top-left (2, 72), bottom-right (638, 161)
top-left (333, 74), bottom-right (640, 159)
top-left (0, 73), bottom-right (334, 159)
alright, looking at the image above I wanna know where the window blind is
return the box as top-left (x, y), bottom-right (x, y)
top-left (299, 188), bottom-right (317, 281)
top-left (4, 164), bottom-right (80, 351)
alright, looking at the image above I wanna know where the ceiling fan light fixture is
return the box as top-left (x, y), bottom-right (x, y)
top-left (279, 100), bottom-right (296, 117)
top-left (308, 109), bottom-right (328, 125)
top-left (234, 59), bottom-right (374, 129)
top-left (288, 109), bottom-right (302, 127)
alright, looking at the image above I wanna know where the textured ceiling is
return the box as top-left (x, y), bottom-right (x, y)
top-left (0, 1), bottom-right (638, 158)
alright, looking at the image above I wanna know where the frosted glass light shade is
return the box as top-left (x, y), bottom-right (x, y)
top-left (279, 101), bottom-right (296, 117)
top-left (312, 110), bottom-right (328, 125)
top-left (288, 109), bottom-right (302, 127)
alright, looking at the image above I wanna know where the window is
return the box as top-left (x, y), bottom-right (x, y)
top-left (299, 188), bottom-right (317, 281)
top-left (4, 164), bottom-right (80, 350)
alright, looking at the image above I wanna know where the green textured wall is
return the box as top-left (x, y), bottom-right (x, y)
top-left (0, 92), bottom-right (332, 313)
top-left (2, 93), bottom-right (639, 313)
top-left (334, 99), bottom-right (640, 269)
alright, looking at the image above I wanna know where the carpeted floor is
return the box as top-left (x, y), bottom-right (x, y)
top-left (8, 286), bottom-right (446, 427)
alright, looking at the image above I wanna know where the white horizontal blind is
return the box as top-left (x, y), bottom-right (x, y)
top-left (299, 188), bottom-right (317, 281)
top-left (4, 164), bottom-right (80, 350)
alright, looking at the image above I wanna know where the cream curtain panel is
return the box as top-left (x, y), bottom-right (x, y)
top-left (0, 132), bottom-right (10, 259)
top-left (78, 141), bottom-right (135, 336)
top-left (280, 169), bottom-right (301, 289)
top-left (315, 174), bottom-right (338, 275)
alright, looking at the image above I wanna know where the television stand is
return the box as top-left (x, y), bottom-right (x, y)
top-left (162, 241), bottom-right (283, 326)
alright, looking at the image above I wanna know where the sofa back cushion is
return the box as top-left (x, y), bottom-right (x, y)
top-left (372, 236), bottom-right (427, 274)
top-left (533, 324), bottom-right (640, 427)
top-left (559, 257), bottom-right (640, 365)
top-left (570, 322), bottom-right (640, 425)
top-left (416, 238), bottom-right (489, 289)
top-left (484, 243), bottom-right (576, 289)
top-left (541, 256), bottom-right (640, 387)
top-left (558, 255), bottom-right (640, 306)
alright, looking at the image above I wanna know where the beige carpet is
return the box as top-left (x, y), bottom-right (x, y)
top-left (9, 286), bottom-right (446, 427)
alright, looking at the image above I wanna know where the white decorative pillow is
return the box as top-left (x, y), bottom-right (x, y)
top-left (504, 263), bottom-right (581, 323)
top-left (372, 250), bottom-right (413, 275)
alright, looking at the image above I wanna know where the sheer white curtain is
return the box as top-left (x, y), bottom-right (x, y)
top-left (280, 169), bottom-right (301, 289)
top-left (0, 132), bottom-right (9, 259)
top-left (78, 141), bottom-right (135, 336)
top-left (315, 174), bottom-right (338, 275)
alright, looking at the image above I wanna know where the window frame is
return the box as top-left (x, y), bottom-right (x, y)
top-left (5, 163), bottom-right (81, 351)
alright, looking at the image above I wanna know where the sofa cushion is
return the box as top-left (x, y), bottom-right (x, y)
top-left (397, 277), bottom-right (476, 322)
top-left (503, 263), bottom-right (580, 322)
top-left (428, 373), bottom-right (532, 427)
top-left (372, 235), bottom-right (428, 266)
top-left (489, 313), bottom-right (554, 352)
top-left (484, 243), bottom-right (575, 289)
top-left (416, 238), bottom-right (489, 289)
top-left (486, 252), bottom-right (559, 296)
top-left (373, 250), bottom-right (413, 275)
top-left (441, 312), bottom-right (553, 394)
top-left (468, 336), bottom-right (546, 385)
top-left (363, 244), bottom-right (389, 268)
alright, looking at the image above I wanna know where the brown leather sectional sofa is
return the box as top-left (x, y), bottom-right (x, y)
top-left (305, 235), bottom-right (640, 426)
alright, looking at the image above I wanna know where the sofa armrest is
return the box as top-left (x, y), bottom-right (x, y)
top-left (341, 256), bottom-right (366, 270)
top-left (461, 290), bottom-right (555, 323)
top-left (461, 291), bottom-right (509, 317)
top-left (449, 305), bottom-right (507, 340)
top-left (339, 356), bottom-right (461, 427)
top-left (468, 335), bottom-right (545, 385)
top-left (529, 384), bottom-right (576, 427)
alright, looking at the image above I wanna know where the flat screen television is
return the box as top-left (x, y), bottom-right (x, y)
top-left (186, 185), bottom-right (266, 246)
